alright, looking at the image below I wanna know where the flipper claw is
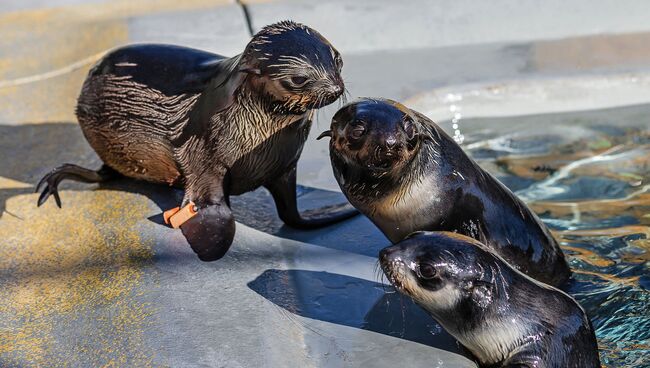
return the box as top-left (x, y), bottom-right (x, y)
top-left (35, 164), bottom-right (118, 207)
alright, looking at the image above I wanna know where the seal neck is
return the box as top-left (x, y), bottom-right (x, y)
top-left (233, 85), bottom-right (311, 127)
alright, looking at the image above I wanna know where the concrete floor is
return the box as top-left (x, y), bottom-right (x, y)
top-left (2, 1), bottom-right (650, 367)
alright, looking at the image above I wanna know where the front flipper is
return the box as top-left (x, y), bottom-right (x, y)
top-left (265, 165), bottom-right (358, 229)
top-left (178, 165), bottom-right (235, 261)
top-left (180, 200), bottom-right (235, 261)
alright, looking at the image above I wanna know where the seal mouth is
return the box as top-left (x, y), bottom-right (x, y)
top-left (367, 149), bottom-right (401, 171)
top-left (314, 92), bottom-right (342, 108)
top-left (367, 160), bottom-right (393, 172)
top-left (381, 259), bottom-right (407, 292)
top-left (379, 247), bottom-right (408, 292)
top-left (312, 82), bottom-right (344, 109)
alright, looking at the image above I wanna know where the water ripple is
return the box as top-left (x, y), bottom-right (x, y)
top-left (461, 104), bottom-right (650, 366)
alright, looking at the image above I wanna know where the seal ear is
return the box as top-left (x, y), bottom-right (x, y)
top-left (317, 130), bottom-right (332, 140)
top-left (471, 281), bottom-right (494, 309)
top-left (239, 67), bottom-right (261, 75)
top-left (201, 54), bottom-right (247, 110)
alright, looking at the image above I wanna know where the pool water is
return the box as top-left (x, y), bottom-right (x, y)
top-left (458, 103), bottom-right (649, 367)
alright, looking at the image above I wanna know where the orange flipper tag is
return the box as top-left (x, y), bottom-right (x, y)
top-left (164, 202), bottom-right (198, 229)
top-left (163, 207), bottom-right (180, 225)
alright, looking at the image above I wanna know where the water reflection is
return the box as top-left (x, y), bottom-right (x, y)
top-left (462, 104), bottom-right (649, 366)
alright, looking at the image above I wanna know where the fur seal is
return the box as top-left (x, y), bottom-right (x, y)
top-left (380, 231), bottom-right (601, 368)
top-left (36, 21), bottom-right (357, 261)
top-left (320, 98), bottom-right (570, 286)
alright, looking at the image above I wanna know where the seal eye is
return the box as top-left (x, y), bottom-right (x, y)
top-left (416, 263), bottom-right (437, 279)
top-left (404, 118), bottom-right (416, 140)
top-left (289, 76), bottom-right (309, 87)
top-left (335, 54), bottom-right (343, 70)
top-left (349, 125), bottom-right (365, 140)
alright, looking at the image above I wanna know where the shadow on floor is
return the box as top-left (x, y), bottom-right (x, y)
top-left (0, 122), bottom-right (388, 257)
top-left (248, 269), bottom-right (473, 359)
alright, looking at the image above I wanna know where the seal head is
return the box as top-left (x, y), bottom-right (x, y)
top-left (320, 98), bottom-right (420, 190)
top-left (380, 232), bottom-right (601, 368)
top-left (241, 21), bottom-right (344, 114)
top-left (380, 231), bottom-right (504, 323)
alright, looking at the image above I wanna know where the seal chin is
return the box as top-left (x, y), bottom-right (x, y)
top-left (366, 162), bottom-right (393, 174)
top-left (366, 151), bottom-right (404, 173)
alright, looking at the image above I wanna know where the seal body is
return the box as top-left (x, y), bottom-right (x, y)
top-left (76, 44), bottom-right (215, 186)
top-left (380, 232), bottom-right (601, 368)
top-left (323, 98), bottom-right (570, 286)
top-left (37, 21), bottom-right (357, 261)
top-left (76, 45), bottom-right (311, 193)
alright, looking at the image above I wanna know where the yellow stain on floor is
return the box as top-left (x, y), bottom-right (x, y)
top-left (0, 190), bottom-right (156, 367)
top-left (0, 20), bottom-right (127, 123)
top-left (0, 177), bottom-right (31, 190)
top-left (532, 32), bottom-right (650, 72)
top-left (0, 0), bottom-right (233, 124)
top-left (0, 0), bottom-right (233, 27)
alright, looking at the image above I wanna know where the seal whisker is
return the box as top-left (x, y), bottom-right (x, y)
top-left (274, 303), bottom-right (328, 338)
top-left (398, 293), bottom-right (408, 338)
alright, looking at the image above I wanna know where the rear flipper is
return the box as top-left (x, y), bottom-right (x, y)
top-left (265, 165), bottom-right (359, 229)
top-left (35, 164), bottom-right (119, 207)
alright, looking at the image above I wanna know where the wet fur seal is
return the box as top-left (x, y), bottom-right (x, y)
top-left (380, 231), bottom-right (600, 368)
top-left (321, 98), bottom-right (570, 286)
top-left (36, 21), bottom-right (357, 261)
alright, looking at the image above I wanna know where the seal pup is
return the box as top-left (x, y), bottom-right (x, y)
top-left (320, 98), bottom-right (570, 286)
top-left (380, 232), bottom-right (601, 368)
top-left (36, 21), bottom-right (357, 261)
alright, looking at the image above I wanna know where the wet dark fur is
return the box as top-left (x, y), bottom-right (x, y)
top-left (76, 25), bottom-right (336, 199)
top-left (327, 98), bottom-right (571, 287)
top-left (380, 232), bottom-right (601, 368)
top-left (38, 21), bottom-right (357, 261)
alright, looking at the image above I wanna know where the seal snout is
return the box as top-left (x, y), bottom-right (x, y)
top-left (379, 245), bottom-right (410, 291)
top-left (376, 134), bottom-right (401, 157)
top-left (384, 135), bottom-right (398, 149)
top-left (329, 79), bottom-right (344, 96)
top-left (379, 245), bottom-right (401, 264)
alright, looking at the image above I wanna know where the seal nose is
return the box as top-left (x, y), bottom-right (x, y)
top-left (331, 83), bottom-right (343, 96)
top-left (385, 136), bottom-right (398, 150)
top-left (379, 245), bottom-right (401, 263)
top-left (328, 77), bottom-right (344, 96)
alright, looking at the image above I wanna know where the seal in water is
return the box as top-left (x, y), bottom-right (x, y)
top-left (36, 21), bottom-right (357, 261)
top-left (380, 232), bottom-right (600, 368)
top-left (320, 98), bottom-right (570, 286)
